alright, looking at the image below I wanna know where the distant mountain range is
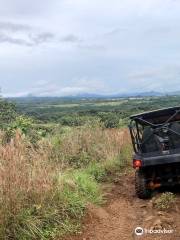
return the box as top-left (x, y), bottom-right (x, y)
top-left (6, 91), bottom-right (180, 99)
top-left (67, 91), bottom-right (180, 98)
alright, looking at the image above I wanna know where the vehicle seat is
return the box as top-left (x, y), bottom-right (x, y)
top-left (169, 122), bottom-right (180, 149)
top-left (141, 127), bottom-right (161, 153)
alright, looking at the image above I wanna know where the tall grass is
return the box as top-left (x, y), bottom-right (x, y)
top-left (50, 125), bottom-right (131, 168)
top-left (0, 126), bottom-right (132, 239)
top-left (0, 131), bottom-right (58, 239)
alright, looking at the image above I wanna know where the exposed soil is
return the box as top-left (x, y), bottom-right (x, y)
top-left (65, 172), bottom-right (180, 240)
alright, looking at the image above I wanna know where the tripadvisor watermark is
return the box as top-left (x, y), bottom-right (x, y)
top-left (135, 227), bottom-right (174, 236)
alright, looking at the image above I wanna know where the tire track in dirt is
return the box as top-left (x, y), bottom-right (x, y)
top-left (65, 173), bottom-right (180, 240)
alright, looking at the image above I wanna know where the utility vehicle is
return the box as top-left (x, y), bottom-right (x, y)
top-left (129, 107), bottom-right (180, 199)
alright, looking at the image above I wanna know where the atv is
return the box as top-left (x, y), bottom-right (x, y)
top-left (129, 106), bottom-right (180, 199)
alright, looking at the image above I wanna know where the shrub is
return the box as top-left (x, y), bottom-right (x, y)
top-left (0, 99), bottom-right (17, 128)
top-left (98, 112), bottom-right (120, 128)
top-left (154, 192), bottom-right (176, 210)
top-left (4, 116), bottom-right (36, 143)
top-left (60, 115), bottom-right (100, 127)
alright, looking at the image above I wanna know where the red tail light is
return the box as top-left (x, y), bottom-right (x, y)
top-left (133, 159), bottom-right (142, 168)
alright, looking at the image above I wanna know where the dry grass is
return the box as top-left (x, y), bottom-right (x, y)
top-left (0, 131), bottom-right (54, 204)
top-left (0, 126), bottom-right (132, 239)
top-left (0, 131), bottom-right (57, 239)
top-left (54, 126), bottom-right (131, 168)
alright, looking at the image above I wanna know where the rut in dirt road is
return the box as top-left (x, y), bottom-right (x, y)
top-left (66, 173), bottom-right (180, 240)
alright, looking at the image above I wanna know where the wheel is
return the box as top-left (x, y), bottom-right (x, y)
top-left (135, 169), bottom-right (152, 199)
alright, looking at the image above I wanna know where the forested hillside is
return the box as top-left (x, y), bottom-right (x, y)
top-left (8, 95), bottom-right (180, 128)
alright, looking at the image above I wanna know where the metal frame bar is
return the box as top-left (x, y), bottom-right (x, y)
top-left (129, 109), bottom-right (180, 154)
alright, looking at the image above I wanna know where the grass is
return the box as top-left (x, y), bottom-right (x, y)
top-left (0, 125), bottom-right (132, 239)
top-left (85, 162), bottom-right (107, 182)
top-left (49, 125), bottom-right (131, 168)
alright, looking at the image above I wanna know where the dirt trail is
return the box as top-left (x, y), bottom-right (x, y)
top-left (66, 173), bottom-right (180, 240)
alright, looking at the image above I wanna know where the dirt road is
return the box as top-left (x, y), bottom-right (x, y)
top-left (66, 173), bottom-right (180, 240)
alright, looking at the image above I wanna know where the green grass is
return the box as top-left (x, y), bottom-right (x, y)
top-left (85, 162), bottom-right (107, 182)
top-left (3, 169), bottom-right (102, 240)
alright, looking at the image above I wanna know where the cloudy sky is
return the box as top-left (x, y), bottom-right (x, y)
top-left (1, 0), bottom-right (180, 96)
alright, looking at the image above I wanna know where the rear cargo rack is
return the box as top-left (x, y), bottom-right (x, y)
top-left (129, 107), bottom-right (180, 154)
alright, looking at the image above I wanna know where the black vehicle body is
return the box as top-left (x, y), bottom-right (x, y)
top-left (129, 106), bottom-right (180, 198)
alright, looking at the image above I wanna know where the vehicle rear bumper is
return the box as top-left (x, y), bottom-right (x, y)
top-left (142, 152), bottom-right (180, 167)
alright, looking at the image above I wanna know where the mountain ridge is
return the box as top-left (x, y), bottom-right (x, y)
top-left (5, 90), bottom-right (179, 99)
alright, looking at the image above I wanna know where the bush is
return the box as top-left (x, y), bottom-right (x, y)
top-left (0, 99), bottom-right (17, 128)
top-left (60, 115), bottom-right (100, 127)
top-left (5, 116), bottom-right (53, 145)
top-left (98, 113), bottom-right (120, 128)
top-left (4, 116), bottom-right (35, 143)
top-left (154, 192), bottom-right (176, 210)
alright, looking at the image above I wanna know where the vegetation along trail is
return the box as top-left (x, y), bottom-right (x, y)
top-left (66, 173), bottom-right (180, 240)
top-left (2, 97), bottom-right (180, 239)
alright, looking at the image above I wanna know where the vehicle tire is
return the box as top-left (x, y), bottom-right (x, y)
top-left (135, 169), bottom-right (152, 199)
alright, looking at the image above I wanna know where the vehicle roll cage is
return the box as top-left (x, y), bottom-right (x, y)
top-left (129, 108), bottom-right (180, 154)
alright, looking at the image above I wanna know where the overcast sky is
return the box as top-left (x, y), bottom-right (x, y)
top-left (0, 0), bottom-right (180, 96)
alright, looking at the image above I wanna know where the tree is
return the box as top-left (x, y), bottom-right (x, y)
top-left (0, 99), bottom-right (17, 128)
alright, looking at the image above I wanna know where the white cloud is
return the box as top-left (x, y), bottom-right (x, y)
top-left (1, 0), bottom-right (180, 95)
top-left (127, 65), bottom-right (180, 92)
top-left (4, 77), bottom-right (109, 97)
